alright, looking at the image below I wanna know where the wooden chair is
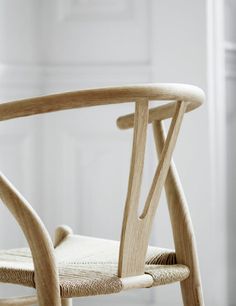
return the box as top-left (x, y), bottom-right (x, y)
top-left (0, 84), bottom-right (205, 306)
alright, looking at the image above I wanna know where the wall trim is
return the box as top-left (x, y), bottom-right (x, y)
top-left (225, 49), bottom-right (236, 78)
top-left (207, 0), bottom-right (227, 305)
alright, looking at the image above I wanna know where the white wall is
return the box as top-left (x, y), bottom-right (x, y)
top-left (0, 1), bottom-right (227, 305)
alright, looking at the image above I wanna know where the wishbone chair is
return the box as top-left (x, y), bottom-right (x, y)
top-left (0, 83), bottom-right (205, 306)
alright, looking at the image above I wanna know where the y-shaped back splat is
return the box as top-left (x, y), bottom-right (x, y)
top-left (118, 100), bottom-right (186, 277)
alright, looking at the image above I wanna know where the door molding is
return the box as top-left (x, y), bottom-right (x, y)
top-left (207, 0), bottom-right (227, 305)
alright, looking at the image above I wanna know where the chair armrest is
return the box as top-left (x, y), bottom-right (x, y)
top-left (0, 83), bottom-right (204, 121)
top-left (0, 173), bottom-right (60, 306)
top-left (116, 84), bottom-right (204, 129)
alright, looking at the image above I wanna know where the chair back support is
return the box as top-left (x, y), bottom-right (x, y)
top-left (118, 99), bottom-right (186, 277)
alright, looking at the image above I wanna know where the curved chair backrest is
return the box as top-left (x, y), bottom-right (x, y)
top-left (0, 84), bottom-right (204, 306)
top-left (0, 84), bottom-right (203, 121)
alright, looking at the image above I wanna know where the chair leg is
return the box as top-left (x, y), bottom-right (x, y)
top-left (61, 298), bottom-right (72, 306)
top-left (180, 277), bottom-right (204, 306)
top-left (152, 121), bottom-right (205, 306)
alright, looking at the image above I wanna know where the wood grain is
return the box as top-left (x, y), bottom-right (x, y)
top-left (118, 98), bottom-right (149, 277)
top-left (0, 296), bottom-right (37, 306)
top-left (61, 299), bottom-right (72, 306)
top-left (0, 83), bottom-right (205, 305)
top-left (152, 120), bottom-right (204, 306)
top-left (0, 84), bottom-right (204, 121)
top-left (118, 101), bottom-right (186, 278)
top-left (54, 225), bottom-right (73, 248)
top-left (121, 275), bottom-right (153, 290)
top-left (0, 174), bottom-right (61, 306)
top-left (55, 226), bottom-right (73, 306)
top-left (117, 100), bottom-right (201, 129)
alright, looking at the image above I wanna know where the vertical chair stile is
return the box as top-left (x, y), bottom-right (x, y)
top-left (118, 98), bottom-right (149, 277)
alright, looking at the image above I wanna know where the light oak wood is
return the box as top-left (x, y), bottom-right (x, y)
top-left (54, 226), bottom-right (73, 306)
top-left (54, 225), bottom-right (73, 248)
top-left (121, 275), bottom-right (153, 290)
top-left (152, 120), bottom-right (204, 306)
top-left (0, 83), bottom-right (205, 305)
top-left (118, 101), bottom-right (186, 277)
top-left (118, 98), bottom-right (149, 277)
top-left (0, 295), bottom-right (37, 306)
top-left (61, 299), bottom-right (72, 306)
top-left (117, 100), bottom-right (201, 129)
top-left (0, 174), bottom-right (61, 306)
top-left (0, 84), bottom-right (204, 121)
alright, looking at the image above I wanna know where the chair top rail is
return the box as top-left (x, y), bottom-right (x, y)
top-left (0, 83), bottom-right (204, 121)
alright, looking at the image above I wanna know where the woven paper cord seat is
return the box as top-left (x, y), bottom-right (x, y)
top-left (0, 235), bottom-right (189, 298)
